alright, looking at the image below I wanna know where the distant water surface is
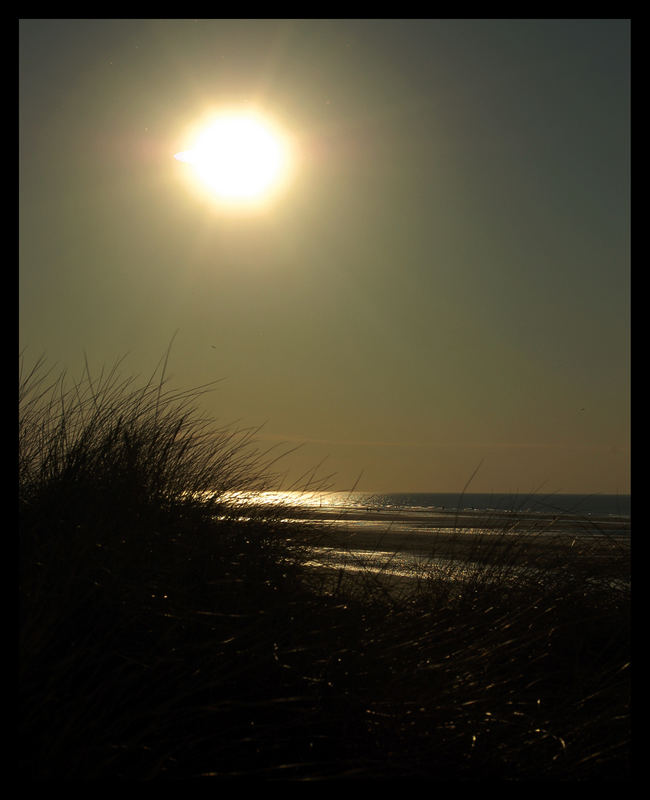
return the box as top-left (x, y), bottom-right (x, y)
top-left (216, 489), bottom-right (630, 588)
top-left (354, 492), bottom-right (630, 518)
top-left (235, 490), bottom-right (630, 519)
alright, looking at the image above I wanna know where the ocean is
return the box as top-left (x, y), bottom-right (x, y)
top-left (241, 489), bottom-right (630, 528)
top-left (242, 490), bottom-right (631, 586)
top-left (281, 491), bottom-right (630, 518)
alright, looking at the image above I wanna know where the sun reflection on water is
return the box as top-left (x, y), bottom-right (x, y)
top-left (191, 489), bottom-right (358, 511)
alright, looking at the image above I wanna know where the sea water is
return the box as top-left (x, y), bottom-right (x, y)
top-left (264, 491), bottom-right (631, 585)
top-left (216, 488), bottom-right (630, 586)
top-left (294, 491), bottom-right (630, 519)
top-left (240, 490), bottom-right (629, 527)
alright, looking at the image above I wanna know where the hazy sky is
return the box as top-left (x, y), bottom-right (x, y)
top-left (19, 19), bottom-right (630, 494)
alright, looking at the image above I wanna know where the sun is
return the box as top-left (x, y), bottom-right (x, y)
top-left (174, 110), bottom-right (292, 208)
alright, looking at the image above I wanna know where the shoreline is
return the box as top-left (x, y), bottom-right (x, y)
top-left (285, 504), bottom-right (631, 536)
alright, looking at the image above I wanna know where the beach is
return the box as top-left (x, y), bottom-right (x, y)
top-left (274, 500), bottom-right (631, 599)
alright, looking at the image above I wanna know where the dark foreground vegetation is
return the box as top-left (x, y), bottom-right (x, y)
top-left (19, 355), bottom-right (631, 780)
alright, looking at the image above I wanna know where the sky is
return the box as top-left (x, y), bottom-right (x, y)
top-left (19, 18), bottom-right (630, 495)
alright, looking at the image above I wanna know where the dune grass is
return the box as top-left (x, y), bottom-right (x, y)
top-left (19, 354), bottom-right (630, 780)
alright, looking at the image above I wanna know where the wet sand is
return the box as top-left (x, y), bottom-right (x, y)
top-left (286, 505), bottom-right (631, 592)
top-left (290, 504), bottom-right (630, 551)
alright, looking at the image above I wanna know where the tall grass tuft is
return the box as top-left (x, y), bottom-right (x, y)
top-left (19, 350), bottom-right (317, 777)
top-left (19, 352), bottom-right (630, 780)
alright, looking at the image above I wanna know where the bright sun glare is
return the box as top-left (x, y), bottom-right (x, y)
top-left (174, 111), bottom-right (291, 207)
